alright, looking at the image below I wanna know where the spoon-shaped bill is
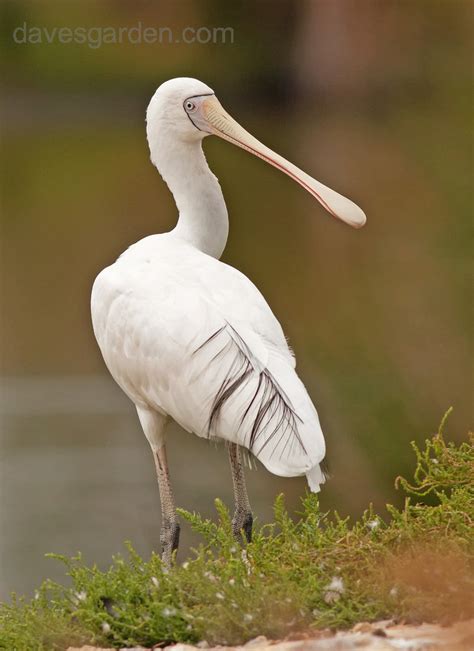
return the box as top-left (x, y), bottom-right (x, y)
top-left (201, 97), bottom-right (366, 229)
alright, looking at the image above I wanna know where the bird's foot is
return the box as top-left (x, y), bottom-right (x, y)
top-left (160, 518), bottom-right (180, 567)
top-left (232, 508), bottom-right (253, 544)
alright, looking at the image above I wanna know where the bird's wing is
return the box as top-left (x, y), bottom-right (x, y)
top-left (91, 237), bottom-right (325, 479)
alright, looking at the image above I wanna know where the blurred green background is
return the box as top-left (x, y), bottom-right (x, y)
top-left (0, 0), bottom-right (472, 599)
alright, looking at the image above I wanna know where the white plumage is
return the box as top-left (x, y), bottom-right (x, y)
top-left (91, 78), bottom-right (365, 560)
top-left (92, 233), bottom-right (325, 482)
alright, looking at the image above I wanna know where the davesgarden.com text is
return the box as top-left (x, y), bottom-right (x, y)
top-left (12, 22), bottom-right (235, 48)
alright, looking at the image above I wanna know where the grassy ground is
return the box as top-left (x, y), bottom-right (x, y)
top-left (1, 410), bottom-right (473, 650)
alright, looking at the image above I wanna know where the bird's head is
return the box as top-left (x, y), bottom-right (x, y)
top-left (146, 77), bottom-right (366, 229)
top-left (146, 77), bottom-right (214, 144)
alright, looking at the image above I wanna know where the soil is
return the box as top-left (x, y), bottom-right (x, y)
top-left (66, 618), bottom-right (474, 651)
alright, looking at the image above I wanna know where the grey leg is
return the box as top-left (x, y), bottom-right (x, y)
top-left (228, 443), bottom-right (253, 543)
top-left (153, 444), bottom-right (180, 566)
top-left (136, 407), bottom-right (179, 566)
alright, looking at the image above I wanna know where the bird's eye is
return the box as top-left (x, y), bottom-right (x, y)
top-left (184, 100), bottom-right (197, 112)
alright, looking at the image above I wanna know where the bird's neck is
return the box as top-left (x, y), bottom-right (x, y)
top-left (153, 136), bottom-right (229, 259)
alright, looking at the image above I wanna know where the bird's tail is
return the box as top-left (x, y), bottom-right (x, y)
top-left (306, 463), bottom-right (327, 493)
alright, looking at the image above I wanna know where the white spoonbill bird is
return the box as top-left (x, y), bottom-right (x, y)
top-left (91, 77), bottom-right (366, 564)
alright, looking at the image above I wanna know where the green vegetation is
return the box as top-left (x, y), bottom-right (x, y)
top-left (1, 412), bottom-right (473, 651)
